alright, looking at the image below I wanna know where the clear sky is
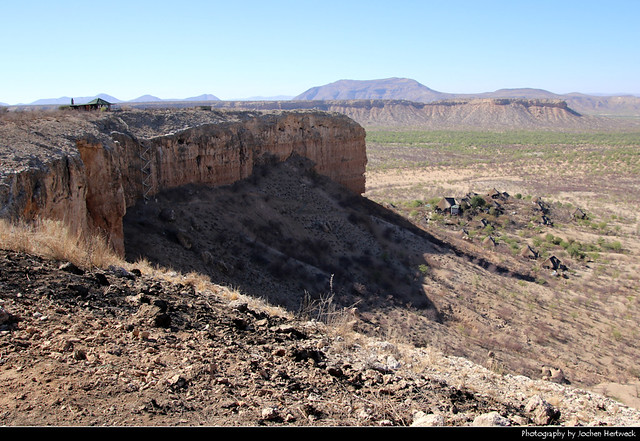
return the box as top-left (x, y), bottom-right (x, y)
top-left (1, 0), bottom-right (639, 104)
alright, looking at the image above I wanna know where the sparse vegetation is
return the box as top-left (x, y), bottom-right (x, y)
top-left (0, 218), bottom-right (121, 270)
top-left (365, 125), bottom-right (640, 404)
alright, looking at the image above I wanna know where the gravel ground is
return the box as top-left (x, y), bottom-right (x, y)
top-left (1, 250), bottom-right (639, 427)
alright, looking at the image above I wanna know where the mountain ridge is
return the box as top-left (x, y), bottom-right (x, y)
top-left (16, 93), bottom-right (221, 106)
top-left (6, 77), bottom-right (640, 116)
top-left (294, 77), bottom-right (451, 102)
top-left (293, 78), bottom-right (640, 116)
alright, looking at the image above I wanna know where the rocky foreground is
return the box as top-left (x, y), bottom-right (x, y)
top-left (1, 249), bottom-right (639, 427)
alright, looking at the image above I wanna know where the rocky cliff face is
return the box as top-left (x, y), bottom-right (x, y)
top-left (185, 98), bottom-right (624, 129)
top-left (0, 109), bottom-right (366, 255)
top-left (316, 98), bottom-right (599, 129)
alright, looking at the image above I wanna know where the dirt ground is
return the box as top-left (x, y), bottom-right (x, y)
top-left (3, 248), bottom-right (640, 427)
top-left (0, 249), bottom-right (548, 427)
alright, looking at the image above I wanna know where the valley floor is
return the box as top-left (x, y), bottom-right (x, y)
top-left (364, 128), bottom-right (640, 409)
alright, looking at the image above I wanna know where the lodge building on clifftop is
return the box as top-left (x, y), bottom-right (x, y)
top-left (69, 98), bottom-right (112, 111)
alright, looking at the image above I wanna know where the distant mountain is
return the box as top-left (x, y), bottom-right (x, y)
top-left (293, 79), bottom-right (566, 103)
top-left (29, 97), bottom-right (75, 106)
top-left (468, 88), bottom-right (562, 100)
top-left (15, 81), bottom-right (640, 117)
top-left (90, 93), bottom-right (122, 103)
top-left (293, 78), bottom-right (451, 102)
top-left (128, 95), bottom-right (164, 103)
top-left (29, 93), bottom-right (122, 106)
top-left (184, 94), bottom-right (220, 101)
top-left (293, 78), bottom-right (640, 116)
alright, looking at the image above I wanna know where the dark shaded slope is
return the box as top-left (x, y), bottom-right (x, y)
top-left (123, 154), bottom-right (440, 322)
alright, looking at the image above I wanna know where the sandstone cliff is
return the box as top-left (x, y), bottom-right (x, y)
top-left (0, 109), bottom-right (366, 255)
top-left (317, 98), bottom-right (635, 129)
top-left (174, 98), bottom-right (627, 130)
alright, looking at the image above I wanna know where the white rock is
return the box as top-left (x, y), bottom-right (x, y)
top-left (261, 407), bottom-right (279, 421)
top-left (472, 411), bottom-right (510, 426)
top-left (525, 395), bottom-right (560, 425)
top-left (411, 411), bottom-right (445, 426)
top-left (386, 355), bottom-right (401, 370)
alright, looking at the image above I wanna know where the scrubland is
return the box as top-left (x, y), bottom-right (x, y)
top-left (364, 128), bottom-right (640, 407)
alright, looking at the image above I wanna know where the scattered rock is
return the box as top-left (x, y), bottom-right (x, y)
top-left (175, 230), bottom-right (192, 250)
top-left (542, 366), bottom-right (569, 384)
top-left (67, 283), bottom-right (89, 297)
top-left (411, 412), bottom-right (445, 426)
top-left (153, 313), bottom-right (171, 328)
top-left (201, 251), bottom-right (214, 265)
top-left (261, 406), bottom-right (280, 421)
top-left (159, 208), bottom-right (177, 222)
top-left (167, 375), bottom-right (188, 391)
top-left (153, 299), bottom-right (168, 312)
top-left (1, 249), bottom-right (639, 427)
top-left (0, 306), bottom-right (15, 326)
top-left (525, 395), bottom-right (561, 425)
top-left (94, 272), bottom-right (110, 286)
top-left (73, 349), bottom-right (87, 361)
top-left (385, 355), bottom-right (401, 370)
top-left (108, 265), bottom-right (136, 280)
top-left (229, 300), bottom-right (248, 312)
top-left (59, 262), bottom-right (83, 275)
top-left (472, 411), bottom-right (511, 426)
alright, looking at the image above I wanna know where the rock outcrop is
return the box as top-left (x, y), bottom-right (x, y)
top-left (305, 98), bottom-right (592, 129)
top-left (174, 98), bottom-right (624, 130)
top-left (0, 109), bottom-right (367, 255)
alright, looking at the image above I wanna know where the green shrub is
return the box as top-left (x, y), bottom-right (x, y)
top-left (602, 240), bottom-right (623, 252)
top-left (470, 195), bottom-right (486, 208)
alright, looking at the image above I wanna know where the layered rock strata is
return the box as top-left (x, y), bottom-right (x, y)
top-left (190, 98), bottom-right (618, 129)
top-left (0, 109), bottom-right (367, 255)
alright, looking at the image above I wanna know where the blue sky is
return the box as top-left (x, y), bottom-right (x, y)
top-left (1, 0), bottom-right (639, 104)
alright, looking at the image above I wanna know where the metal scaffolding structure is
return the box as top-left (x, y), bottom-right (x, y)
top-left (140, 142), bottom-right (153, 203)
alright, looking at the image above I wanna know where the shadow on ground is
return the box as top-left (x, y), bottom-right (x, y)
top-left (124, 155), bottom-right (442, 323)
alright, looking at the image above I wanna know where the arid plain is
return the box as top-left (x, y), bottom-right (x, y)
top-left (364, 126), bottom-right (640, 408)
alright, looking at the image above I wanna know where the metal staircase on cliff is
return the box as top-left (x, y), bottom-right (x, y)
top-left (140, 142), bottom-right (153, 203)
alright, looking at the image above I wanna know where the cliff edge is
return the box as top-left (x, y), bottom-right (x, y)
top-left (0, 108), bottom-right (367, 255)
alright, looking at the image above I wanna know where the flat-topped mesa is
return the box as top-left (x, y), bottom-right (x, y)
top-left (0, 109), bottom-right (367, 255)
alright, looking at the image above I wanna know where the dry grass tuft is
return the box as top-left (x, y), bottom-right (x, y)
top-left (0, 217), bottom-right (293, 319)
top-left (0, 218), bottom-right (122, 270)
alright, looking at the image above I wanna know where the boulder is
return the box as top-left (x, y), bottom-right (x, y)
top-left (525, 395), bottom-right (561, 425)
top-left (411, 412), bottom-right (445, 426)
top-left (472, 411), bottom-right (510, 426)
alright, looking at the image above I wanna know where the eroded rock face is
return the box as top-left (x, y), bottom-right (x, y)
top-left (0, 109), bottom-right (367, 255)
top-left (112, 112), bottom-right (367, 202)
top-left (0, 153), bottom-right (90, 237)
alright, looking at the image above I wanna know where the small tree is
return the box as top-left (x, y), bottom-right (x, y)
top-left (470, 195), bottom-right (486, 209)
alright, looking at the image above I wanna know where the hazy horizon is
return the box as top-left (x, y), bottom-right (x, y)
top-left (4, 79), bottom-right (640, 107)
